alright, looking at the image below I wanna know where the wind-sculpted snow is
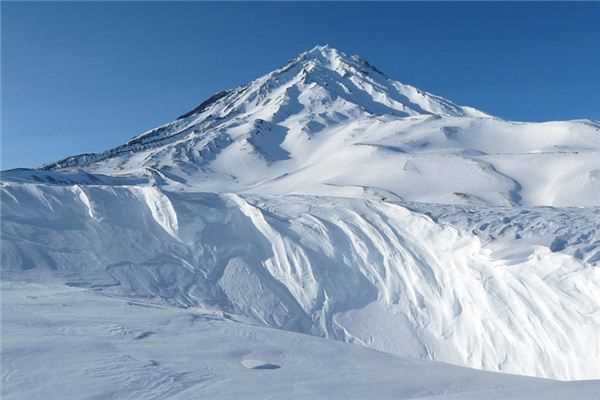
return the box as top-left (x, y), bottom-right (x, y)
top-left (3, 183), bottom-right (599, 380)
top-left (405, 202), bottom-right (600, 266)
top-left (6, 282), bottom-right (600, 400)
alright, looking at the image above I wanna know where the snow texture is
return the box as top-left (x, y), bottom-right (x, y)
top-left (2, 46), bottom-right (600, 398)
top-left (5, 282), bottom-right (600, 400)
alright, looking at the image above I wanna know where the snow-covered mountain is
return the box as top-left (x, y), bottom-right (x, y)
top-left (2, 45), bottom-right (600, 397)
top-left (7, 45), bottom-right (600, 207)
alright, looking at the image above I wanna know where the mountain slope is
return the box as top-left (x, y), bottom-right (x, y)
top-left (41, 45), bottom-right (486, 168)
top-left (6, 45), bottom-right (598, 207)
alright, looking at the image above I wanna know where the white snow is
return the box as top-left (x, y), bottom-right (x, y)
top-left (11, 46), bottom-right (597, 208)
top-left (2, 45), bottom-right (600, 397)
top-left (3, 281), bottom-right (600, 400)
top-left (2, 185), bottom-right (600, 380)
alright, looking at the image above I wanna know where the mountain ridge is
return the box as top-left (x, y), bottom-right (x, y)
top-left (4, 45), bottom-right (595, 208)
top-left (40, 45), bottom-right (489, 170)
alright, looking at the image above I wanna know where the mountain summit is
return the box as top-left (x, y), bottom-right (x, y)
top-left (42, 46), bottom-right (487, 167)
top-left (10, 45), bottom-right (600, 207)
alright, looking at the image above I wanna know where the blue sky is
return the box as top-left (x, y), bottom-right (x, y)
top-left (2, 2), bottom-right (599, 169)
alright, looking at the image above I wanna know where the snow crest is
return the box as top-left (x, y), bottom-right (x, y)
top-left (2, 183), bottom-right (599, 380)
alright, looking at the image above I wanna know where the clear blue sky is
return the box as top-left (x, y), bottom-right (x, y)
top-left (2, 2), bottom-right (599, 169)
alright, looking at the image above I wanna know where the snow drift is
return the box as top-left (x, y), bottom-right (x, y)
top-left (6, 282), bottom-right (600, 400)
top-left (2, 183), bottom-right (599, 380)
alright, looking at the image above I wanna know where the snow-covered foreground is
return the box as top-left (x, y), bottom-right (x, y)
top-left (2, 183), bottom-right (600, 381)
top-left (3, 281), bottom-right (600, 400)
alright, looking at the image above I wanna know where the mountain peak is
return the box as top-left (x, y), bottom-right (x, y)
top-left (300, 44), bottom-right (336, 57)
top-left (305, 43), bottom-right (332, 53)
top-left (300, 44), bottom-right (348, 61)
top-left (40, 46), bottom-right (491, 171)
top-left (289, 45), bottom-right (385, 78)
